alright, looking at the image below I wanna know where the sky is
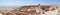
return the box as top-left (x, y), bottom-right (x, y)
top-left (0, 0), bottom-right (60, 7)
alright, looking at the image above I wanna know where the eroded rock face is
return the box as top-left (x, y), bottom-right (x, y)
top-left (1, 4), bottom-right (59, 15)
top-left (14, 5), bottom-right (58, 15)
top-left (41, 6), bottom-right (50, 12)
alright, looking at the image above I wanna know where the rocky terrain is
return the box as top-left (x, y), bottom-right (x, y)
top-left (0, 4), bottom-right (60, 15)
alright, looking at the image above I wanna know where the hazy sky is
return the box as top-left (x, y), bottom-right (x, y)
top-left (0, 0), bottom-right (60, 7)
